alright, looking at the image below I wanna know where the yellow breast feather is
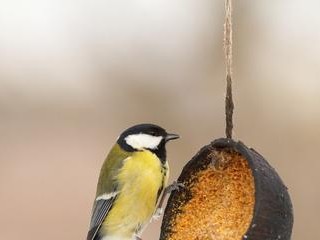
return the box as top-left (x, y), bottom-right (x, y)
top-left (102, 150), bottom-right (167, 237)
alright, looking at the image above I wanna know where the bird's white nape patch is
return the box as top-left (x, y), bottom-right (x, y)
top-left (125, 133), bottom-right (163, 150)
top-left (96, 191), bottom-right (118, 201)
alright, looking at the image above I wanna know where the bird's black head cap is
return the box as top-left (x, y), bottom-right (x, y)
top-left (117, 123), bottom-right (179, 162)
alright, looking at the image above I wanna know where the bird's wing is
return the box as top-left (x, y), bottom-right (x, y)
top-left (87, 145), bottom-right (131, 240)
top-left (87, 192), bottom-right (118, 240)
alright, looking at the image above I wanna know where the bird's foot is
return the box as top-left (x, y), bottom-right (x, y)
top-left (152, 180), bottom-right (185, 222)
top-left (165, 180), bottom-right (184, 194)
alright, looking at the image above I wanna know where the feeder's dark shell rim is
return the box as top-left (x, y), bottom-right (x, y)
top-left (160, 138), bottom-right (293, 240)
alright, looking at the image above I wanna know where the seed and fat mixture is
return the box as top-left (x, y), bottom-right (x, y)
top-left (168, 151), bottom-right (255, 240)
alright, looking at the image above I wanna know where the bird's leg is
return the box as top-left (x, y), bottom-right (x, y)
top-left (153, 181), bottom-right (184, 220)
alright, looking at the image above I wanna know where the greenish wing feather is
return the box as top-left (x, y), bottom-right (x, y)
top-left (87, 144), bottom-right (131, 240)
top-left (95, 144), bottom-right (131, 196)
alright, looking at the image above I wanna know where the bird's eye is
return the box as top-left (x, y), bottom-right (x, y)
top-left (149, 131), bottom-right (157, 136)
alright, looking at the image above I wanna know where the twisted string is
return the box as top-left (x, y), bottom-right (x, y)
top-left (224, 0), bottom-right (234, 139)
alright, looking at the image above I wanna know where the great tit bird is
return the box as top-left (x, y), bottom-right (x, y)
top-left (87, 124), bottom-right (179, 240)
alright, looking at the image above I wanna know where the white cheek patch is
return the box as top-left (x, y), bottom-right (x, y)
top-left (125, 133), bottom-right (163, 150)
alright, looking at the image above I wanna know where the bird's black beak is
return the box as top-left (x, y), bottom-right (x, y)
top-left (165, 133), bottom-right (180, 142)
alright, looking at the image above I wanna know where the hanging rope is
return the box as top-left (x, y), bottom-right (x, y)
top-left (224, 0), bottom-right (234, 139)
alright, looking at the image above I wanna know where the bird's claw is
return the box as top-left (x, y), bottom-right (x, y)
top-left (165, 180), bottom-right (184, 194)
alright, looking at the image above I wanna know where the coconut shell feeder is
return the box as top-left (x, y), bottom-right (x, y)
top-left (159, 1), bottom-right (293, 240)
top-left (160, 139), bottom-right (293, 240)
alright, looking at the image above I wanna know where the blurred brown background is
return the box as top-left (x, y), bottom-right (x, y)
top-left (0, 0), bottom-right (319, 239)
